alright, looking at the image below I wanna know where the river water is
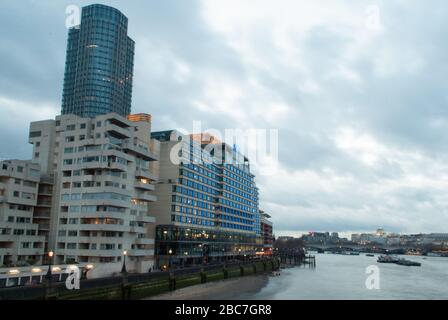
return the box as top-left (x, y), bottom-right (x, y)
top-left (243, 254), bottom-right (448, 300)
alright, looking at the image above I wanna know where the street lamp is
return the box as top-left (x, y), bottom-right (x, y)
top-left (121, 250), bottom-right (128, 274)
top-left (46, 251), bottom-right (54, 282)
top-left (168, 248), bottom-right (173, 271)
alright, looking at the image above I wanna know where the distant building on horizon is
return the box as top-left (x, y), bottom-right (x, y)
top-left (61, 4), bottom-right (135, 118)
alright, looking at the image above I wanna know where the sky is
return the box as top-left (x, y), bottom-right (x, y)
top-left (1, 0), bottom-right (448, 237)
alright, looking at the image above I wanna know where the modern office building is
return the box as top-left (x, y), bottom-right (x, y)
top-left (150, 130), bottom-right (262, 269)
top-left (0, 160), bottom-right (46, 267)
top-left (28, 112), bottom-right (159, 277)
top-left (61, 4), bottom-right (135, 118)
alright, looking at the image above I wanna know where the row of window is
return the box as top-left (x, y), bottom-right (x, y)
top-left (219, 222), bottom-right (252, 231)
top-left (171, 214), bottom-right (216, 227)
top-left (218, 197), bottom-right (258, 214)
top-left (180, 169), bottom-right (220, 187)
top-left (63, 155), bottom-right (127, 166)
top-left (58, 242), bottom-right (122, 250)
top-left (223, 190), bottom-right (256, 207)
top-left (180, 178), bottom-right (219, 196)
top-left (171, 205), bottom-right (215, 219)
top-left (173, 186), bottom-right (216, 202)
top-left (223, 184), bottom-right (257, 203)
top-left (61, 192), bottom-right (130, 202)
top-left (0, 228), bottom-right (38, 236)
top-left (172, 195), bottom-right (215, 211)
top-left (6, 216), bottom-right (31, 224)
top-left (219, 206), bottom-right (254, 219)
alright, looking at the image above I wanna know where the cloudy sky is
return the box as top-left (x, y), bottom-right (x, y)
top-left (1, 0), bottom-right (448, 237)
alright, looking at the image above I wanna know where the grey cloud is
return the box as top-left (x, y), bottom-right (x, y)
top-left (1, 0), bottom-right (448, 235)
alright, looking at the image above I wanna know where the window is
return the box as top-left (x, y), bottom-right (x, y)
top-left (65, 136), bottom-right (75, 142)
top-left (66, 124), bottom-right (76, 131)
top-left (36, 142), bottom-right (41, 147)
top-left (67, 243), bottom-right (77, 249)
top-left (13, 191), bottom-right (19, 197)
top-left (23, 180), bottom-right (36, 188)
top-left (80, 123), bottom-right (86, 129)
top-left (34, 152), bottom-right (40, 158)
top-left (21, 192), bottom-right (35, 200)
top-left (29, 131), bottom-right (42, 138)
top-left (17, 166), bottom-right (23, 173)
top-left (7, 216), bottom-right (14, 222)
top-left (22, 242), bottom-right (31, 248)
top-left (68, 230), bottom-right (78, 237)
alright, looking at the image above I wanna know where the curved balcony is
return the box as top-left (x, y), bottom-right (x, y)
top-left (135, 215), bottom-right (156, 223)
top-left (134, 181), bottom-right (155, 191)
top-left (135, 193), bottom-right (157, 202)
top-left (78, 211), bottom-right (125, 220)
top-left (62, 249), bottom-right (123, 257)
top-left (128, 249), bottom-right (154, 257)
top-left (77, 224), bottom-right (130, 232)
top-left (135, 168), bottom-right (157, 181)
top-left (122, 141), bottom-right (158, 161)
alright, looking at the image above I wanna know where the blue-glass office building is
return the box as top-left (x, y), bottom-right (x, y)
top-left (61, 4), bottom-right (134, 118)
top-left (150, 131), bottom-right (263, 268)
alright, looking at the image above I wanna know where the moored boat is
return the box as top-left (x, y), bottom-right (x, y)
top-left (377, 255), bottom-right (399, 263)
top-left (396, 258), bottom-right (421, 267)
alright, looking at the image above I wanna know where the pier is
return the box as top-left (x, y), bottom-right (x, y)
top-left (277, 249), bottom-right (316, 269)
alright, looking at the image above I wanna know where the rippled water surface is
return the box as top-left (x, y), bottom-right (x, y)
top-left (247, 254), bottom-right (448, 300)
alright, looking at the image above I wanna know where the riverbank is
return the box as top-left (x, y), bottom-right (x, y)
top-left (146, 274), bottom-right (270, 300)
top-left (0, 258), bottom-right (281, 300)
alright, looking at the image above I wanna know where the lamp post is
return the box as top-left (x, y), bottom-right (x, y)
top-left (121, 250), bottom-right (128, 274)
top-left (168, 248), bottom-right (173, 271)
top-left (198, 244), bottom-right (203, 266)
top-left (44, 250), bottom-right (55, 299)
top-left (45, 250), bottom-right (54, 283)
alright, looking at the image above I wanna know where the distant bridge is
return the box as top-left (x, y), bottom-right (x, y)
top-left (305, 244), bottom-right (408, 253)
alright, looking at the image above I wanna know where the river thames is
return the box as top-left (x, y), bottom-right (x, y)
top-left (240, 254), bottom-right (448, 300)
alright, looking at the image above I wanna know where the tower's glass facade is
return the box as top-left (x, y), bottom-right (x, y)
top-left (61, 4), bottom-right (134, 118)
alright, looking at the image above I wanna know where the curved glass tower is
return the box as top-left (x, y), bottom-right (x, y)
top-left (61, 4), bottom-right (134, 118)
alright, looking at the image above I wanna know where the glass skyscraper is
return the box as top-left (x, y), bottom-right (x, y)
top-left (61, 4), bottom-right (134, 118)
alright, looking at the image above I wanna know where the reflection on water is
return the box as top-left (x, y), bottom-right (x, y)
top-left (248, 254), bottom-right (448, 300)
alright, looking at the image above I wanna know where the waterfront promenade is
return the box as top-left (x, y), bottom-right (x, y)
top-left (0, 258), bottom-right (280, 300)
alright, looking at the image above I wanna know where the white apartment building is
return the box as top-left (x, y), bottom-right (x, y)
top-left (28, 113), bottom-right (159, 277)
top-left (0, 160), bottom-right (46, 267)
